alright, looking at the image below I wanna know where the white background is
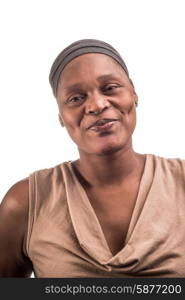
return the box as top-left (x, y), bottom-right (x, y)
top-left (1, 0), bottom-right (185, 201)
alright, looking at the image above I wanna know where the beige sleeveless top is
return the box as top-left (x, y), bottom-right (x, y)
top-left (25, 154), bottom-right (185, 277)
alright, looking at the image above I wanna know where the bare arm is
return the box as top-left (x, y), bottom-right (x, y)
top-left (0, 179), bottom-right (33, 277)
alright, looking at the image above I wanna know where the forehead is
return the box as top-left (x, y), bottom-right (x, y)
top-left (59, 53), bottom-right (128, 88)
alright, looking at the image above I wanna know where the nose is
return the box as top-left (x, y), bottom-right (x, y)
top-left (85, 91), bottom-right (110, 115)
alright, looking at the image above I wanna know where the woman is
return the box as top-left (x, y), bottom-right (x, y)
top-left (0, 39), bottom-right (185, 278)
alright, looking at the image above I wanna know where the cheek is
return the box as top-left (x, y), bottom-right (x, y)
top-left (60, 110), bottom-right (84, 143)
top-left (122, 94), bottom-right (135, 112)
top-left (113, 89), bottom-right (135, 114)
top-left (120, 94), bottom-right (136, 131)
top-left (62, 116), bottom-right (74, 129)
top-left (60, 108), bottom-right (79, 129)
top-left (125, 108), bottom-right (136, 135)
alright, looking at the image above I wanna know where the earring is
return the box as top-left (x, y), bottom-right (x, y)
top-left (58, 114), bottom-right (64, 127)
top-left (135, 99), bottom-right (138, 107)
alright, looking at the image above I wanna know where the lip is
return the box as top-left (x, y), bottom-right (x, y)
top-left (87, 118), bottom-right (118, 130)
top-left (88, 120), bottom-right (118, 132)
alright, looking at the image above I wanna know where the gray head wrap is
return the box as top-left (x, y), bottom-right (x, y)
top-left (49, 39), bottom-right (129, 97)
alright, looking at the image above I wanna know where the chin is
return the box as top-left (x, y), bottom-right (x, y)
top-left (79, 134), bottom-right (132, 157)
top-left (97, 144), bottom-right (124, 156)
top-left (96, 135), bottom-right (133, 156)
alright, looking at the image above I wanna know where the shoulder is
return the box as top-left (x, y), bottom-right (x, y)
top-left (1, 160), bottom-right (72, 212)
top-left (152, 154), bottom-right (185, 170)
top-left (29, 161), bottom-right (71, 189)
top-left (0, 178), bottom-right (29, 239)
top-left (0, 178), bottom-right (33, 277)
top-left (150, 154), bottom-right (185, 182)
top-left (30, 161), bottom-right (70, 178)
top-left (1, 178), bottom-right (29, 216)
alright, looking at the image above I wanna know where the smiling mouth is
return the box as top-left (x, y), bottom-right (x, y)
top-left (88, 119), bottom-right (118, 132)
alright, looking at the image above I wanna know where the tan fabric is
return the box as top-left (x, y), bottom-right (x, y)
top-left (25, 154), bottom-right (185, 277)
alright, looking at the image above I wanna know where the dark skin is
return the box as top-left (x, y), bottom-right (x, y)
top-left (0, 53), bottom-right (146, 277)
top-left (58, 53), bottom-right (146, 255)
top-left (0, 178), bottom-right (32, 277)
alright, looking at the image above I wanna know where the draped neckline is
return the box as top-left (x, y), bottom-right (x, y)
top-left (62, 154), bottom-right (153, 265)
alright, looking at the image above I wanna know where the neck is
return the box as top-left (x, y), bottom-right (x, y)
top-left (75, 143), bottom-right (145, 187)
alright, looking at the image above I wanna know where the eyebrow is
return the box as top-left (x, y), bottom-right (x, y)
top-left (63, 73), bottom-right (120, 94)
top-left (63, 83), bottom-right (84, 93)
top-left (97, 74), bottom-right (120, 81)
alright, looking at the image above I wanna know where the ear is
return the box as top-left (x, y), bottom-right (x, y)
top-left (58, 114), bottom-right (64, 127)
top-left (129, 78), bottom-right (134, 86)
top-left (129, 79), bottom-right (138, 107)
top-left (134, 95), bottom-right (139, 107)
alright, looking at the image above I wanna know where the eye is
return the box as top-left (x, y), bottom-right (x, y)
top-left (102, 84), bottom-right (120, 93)
top-left (66, 94), bottom-right (86, 105)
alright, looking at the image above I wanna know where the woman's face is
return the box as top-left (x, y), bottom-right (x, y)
top-left (57, 53), bottom-right (137, 156)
